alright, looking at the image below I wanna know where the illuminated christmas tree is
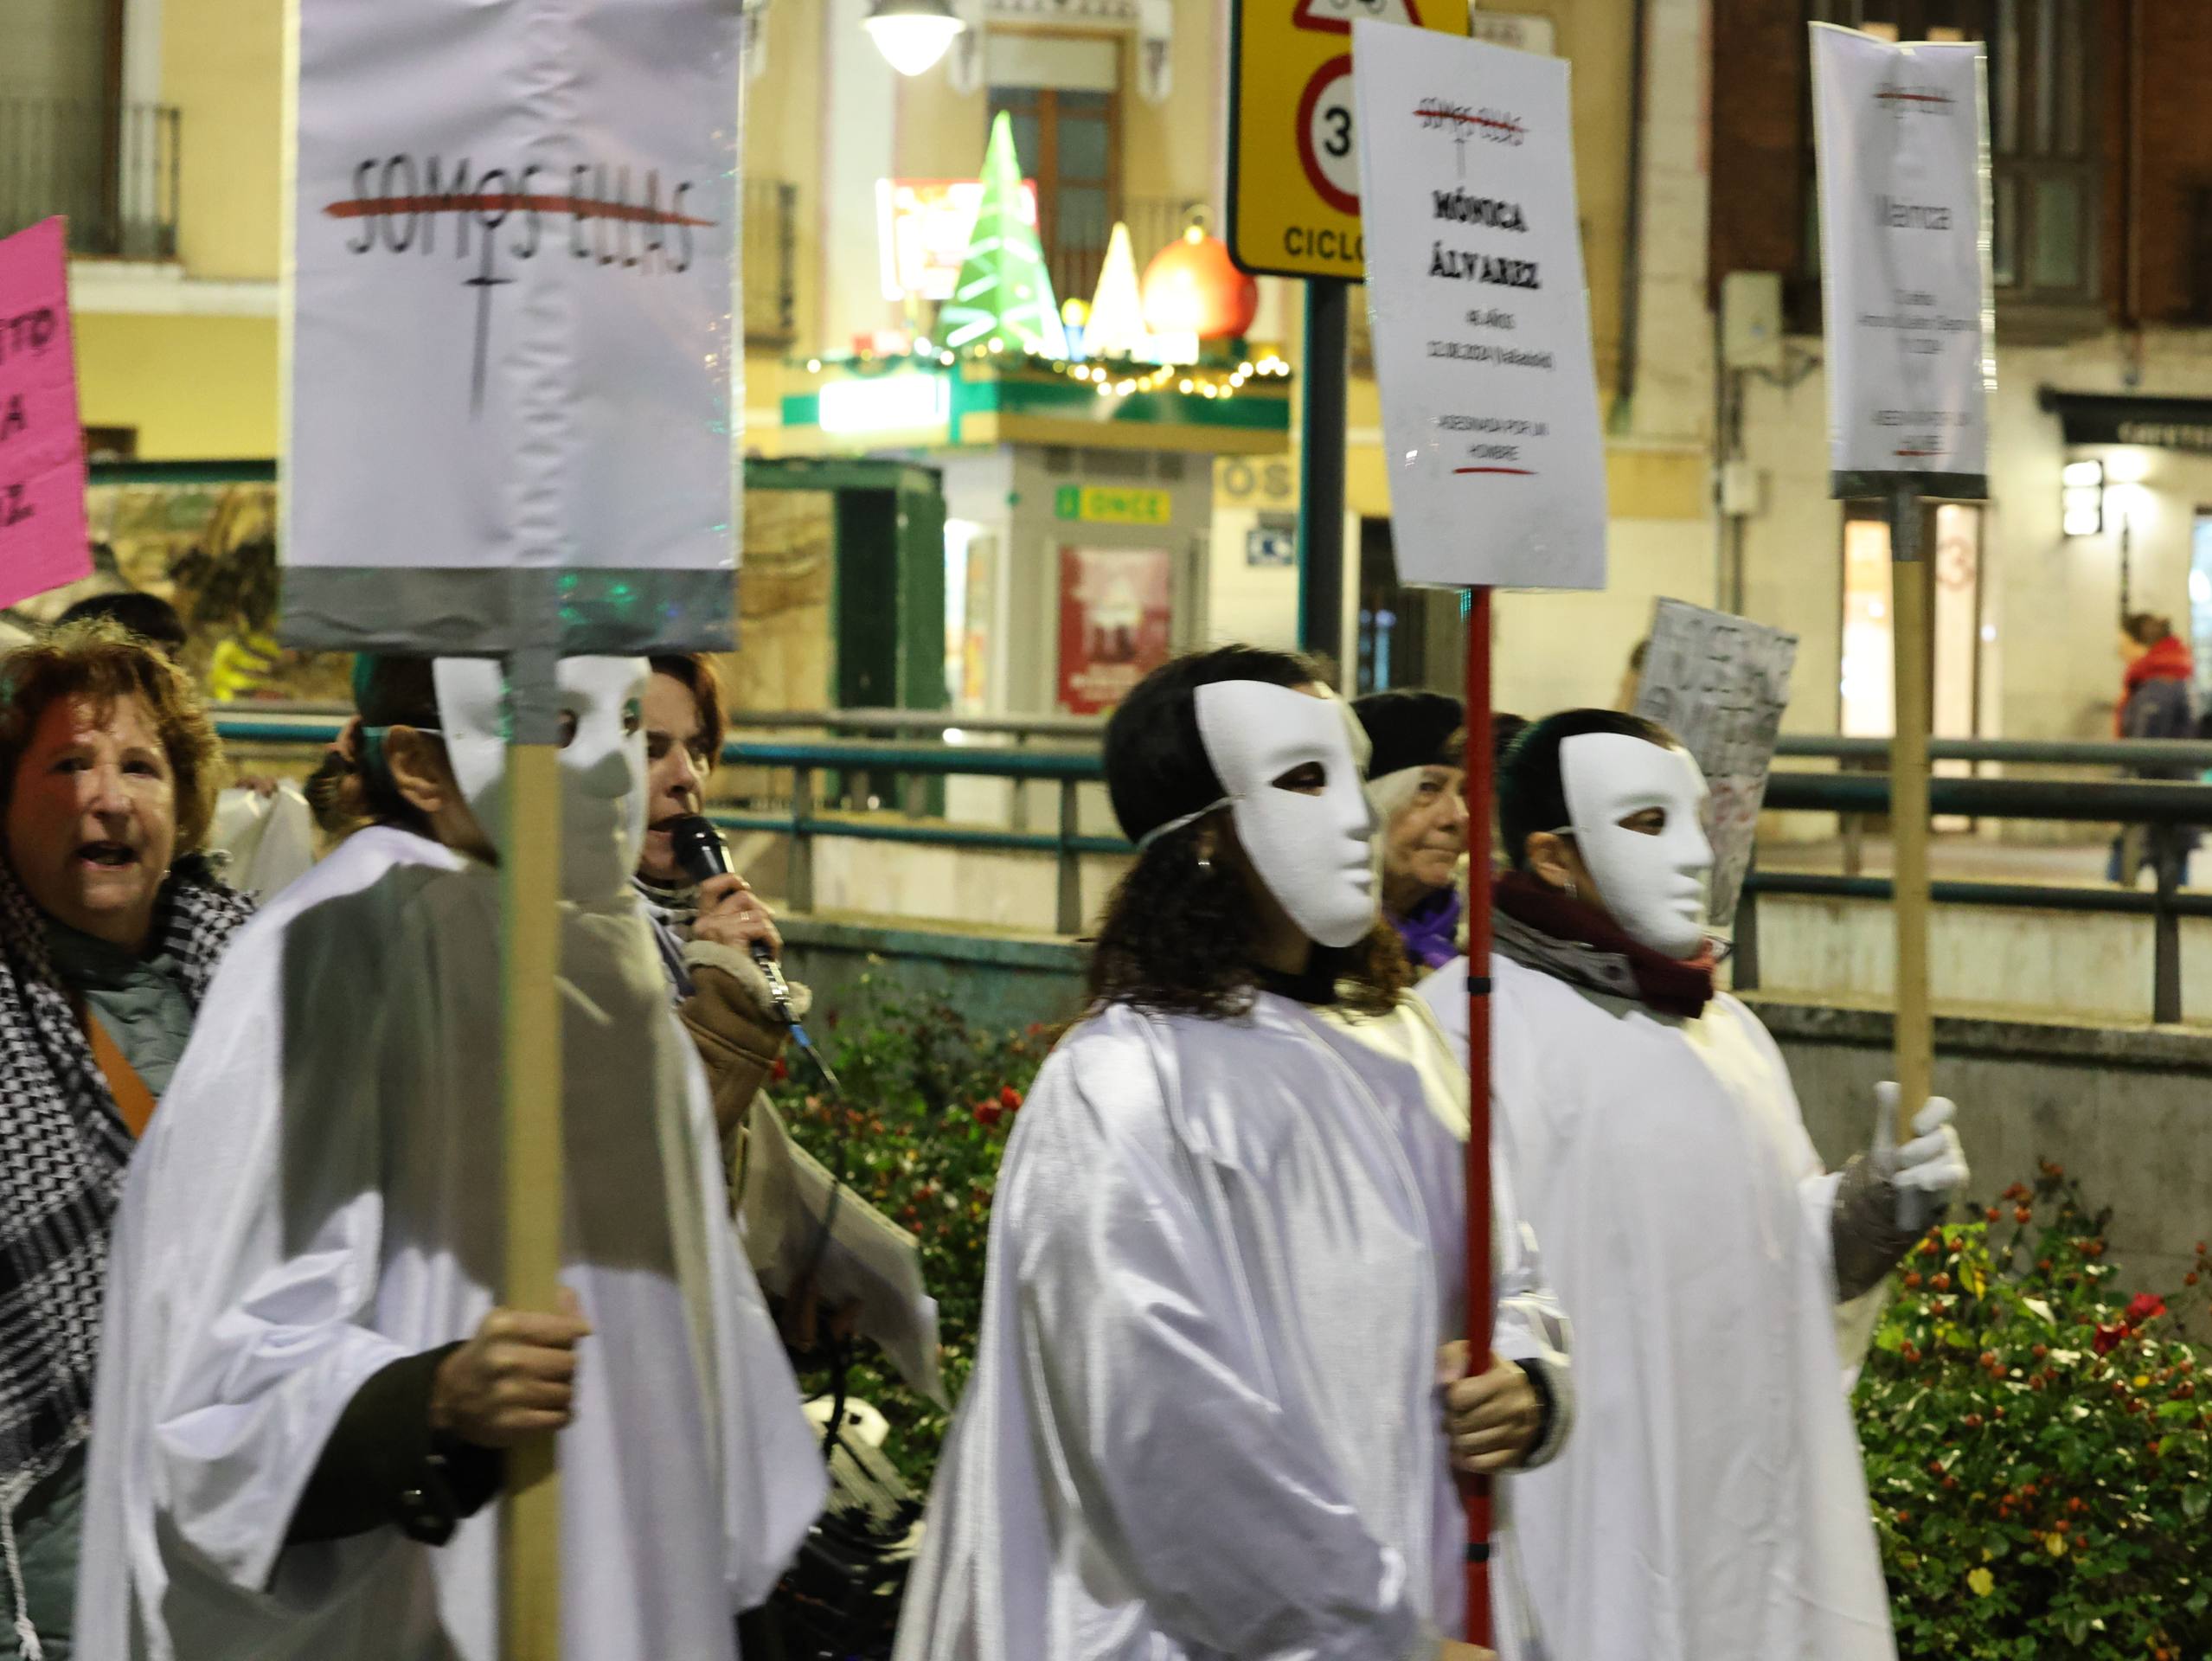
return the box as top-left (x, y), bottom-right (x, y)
top-left (939, 112), bottom-right (1068, 356)
top-left (1083, 222), bottom-right (1149, 362)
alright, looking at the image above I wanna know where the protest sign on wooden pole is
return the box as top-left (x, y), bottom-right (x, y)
top-left (1352, 21), bottom-right (1606, 1639)
top-left (285, 4), bottom-right (745, 1653)
top-left (1630, 598), bottom-right (1799, 943)
top-left (0, 219), bottom-right (93, 610)
top-left (1811, 24), bottom-right (1991, 1139)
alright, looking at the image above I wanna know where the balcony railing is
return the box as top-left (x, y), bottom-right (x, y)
top-left (745, 176), bottom-right (798, 348)
top-left (0, 97), bottom-right (180, 260)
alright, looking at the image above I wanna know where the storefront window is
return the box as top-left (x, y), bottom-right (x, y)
top-left (944, 519), bottom-right (994, 714)
top-left (2189, 512), bottom-right (2212, 714)
top-left (1839, 503), bottom-right (1984, 745)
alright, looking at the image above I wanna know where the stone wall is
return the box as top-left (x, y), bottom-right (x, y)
top-left (1759, 996), bottom-right (2212, 1335)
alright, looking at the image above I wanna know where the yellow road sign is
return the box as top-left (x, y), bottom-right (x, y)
top-left (1227, 0), bottom-right (1470, 280)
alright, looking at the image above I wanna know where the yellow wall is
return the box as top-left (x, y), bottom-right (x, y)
top-left (895, 44), bottom-right (986, 180)
top-left (1540, 0), bottom-right (1632, 405)
top-left (163, 0), bottom-right (285, 282)
top-left (747, 0), bottom-right (827, 355)
top-left (1123, 10), bottom-right (1221, 211)
top-left (76, 314), bottom-right (279, 459)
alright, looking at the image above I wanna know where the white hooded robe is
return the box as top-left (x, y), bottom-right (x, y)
top-left (74, 826), bottom-right (826, 1660)
top-left (891, 991), bottom-right (1574, 1661)
top-left (1422, 954), bottom-right (1895, 1661)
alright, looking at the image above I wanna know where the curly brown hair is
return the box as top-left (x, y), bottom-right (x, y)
top-left (0, 619), bottom-right (227, 854)
top-left (1086, 823), bottom-right (1413, 1017)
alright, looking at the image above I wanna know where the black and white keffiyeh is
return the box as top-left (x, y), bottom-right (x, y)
top-left (0, 856), bottom-right (252, 1507)
top-left (632, 872), bottom-right (701, 1004)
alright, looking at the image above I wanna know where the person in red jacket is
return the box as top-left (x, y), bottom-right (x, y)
top-left (2111, 612), bottom-right (2198, 887)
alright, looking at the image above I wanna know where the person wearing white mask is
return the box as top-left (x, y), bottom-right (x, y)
top-left (893, 645), bottom-right (1574, 1661)
top-left (1420, 709), bottom-right (1969, 1661)
top-left (74, 654), bottom-right (825, 1661)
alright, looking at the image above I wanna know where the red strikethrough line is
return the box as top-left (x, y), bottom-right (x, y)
top-left (1875, 92), bottom-right (1953, 104)
top-left (1455, 466), bottom-right (1536, 475)
top-left (1415, 108), bottom-right (1527, 135)
top-left (323, 194), bottom-right (715, 227)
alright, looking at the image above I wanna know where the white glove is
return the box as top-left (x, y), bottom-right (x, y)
top-left (1871, 1083), bottom-right (1970, 1234)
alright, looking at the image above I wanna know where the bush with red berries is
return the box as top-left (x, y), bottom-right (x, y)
top-left (778, 988), bottom-right (1049, 1487)
top-left (1856, 1163), bottom-right (2212, 1660)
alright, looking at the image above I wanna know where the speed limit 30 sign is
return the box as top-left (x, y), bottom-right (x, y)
top-left (1228, 0), bottom-right (1469, 280)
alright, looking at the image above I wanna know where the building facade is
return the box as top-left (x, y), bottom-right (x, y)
top-left (57, 1), bottom-right (2196, 742)
top-left (1712, 0), bottom-right (2212, 749)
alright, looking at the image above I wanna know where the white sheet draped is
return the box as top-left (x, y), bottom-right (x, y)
top-left (1422, 956), bottom-right (1896, 1661)
top-left (76, 826), bottom-right (824, 1661)
top-left (892, 992), bottom-right (1573, 1661)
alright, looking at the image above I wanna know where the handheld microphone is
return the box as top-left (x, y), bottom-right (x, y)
top-left (668, 814), bottom-right (798, 1021)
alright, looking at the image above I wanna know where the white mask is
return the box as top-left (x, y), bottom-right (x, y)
top-left (432, 657), bottom-right (650, 904)
top-left (1559, 732), bottom-right (1713, 959)
top-left (1194, 680), bottom-right (1379, 949)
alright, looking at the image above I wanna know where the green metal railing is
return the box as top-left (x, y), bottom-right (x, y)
top-left (212, 709), bottom-right (2212, 1013)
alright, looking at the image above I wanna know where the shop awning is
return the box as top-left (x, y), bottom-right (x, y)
top-left (2038, 388), bottom-right (2212, 454)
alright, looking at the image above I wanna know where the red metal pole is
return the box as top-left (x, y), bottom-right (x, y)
top-left (1461, 585), bottom-right (1496, 1645)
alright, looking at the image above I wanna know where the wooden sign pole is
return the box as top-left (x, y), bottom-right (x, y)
top-left (1461, 586), bottom-right (1497, 1645)
top-left (1888, 484), bottom-right (1934, 1139)
top-left (501, 658), bottom-right (566, 1661)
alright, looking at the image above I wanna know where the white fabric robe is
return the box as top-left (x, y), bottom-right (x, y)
top-left (1421, 955), bottom-right (1895, 1661)
top-left (891, 991), bottom-right (1574, 1661)
top-left (74, 826), bottom-right (825, 1661)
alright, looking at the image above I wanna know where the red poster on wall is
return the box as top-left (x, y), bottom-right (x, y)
top-left (1057, 545), bottom-right (1174, 715)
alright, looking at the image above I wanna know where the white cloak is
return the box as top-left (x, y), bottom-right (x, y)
top-left (75, 826), bottom-right (825, 1661)
top-left (891, 991), bottom-right (1574, 1661)
top-left (1421, 955), bottom-right (1895, 1661)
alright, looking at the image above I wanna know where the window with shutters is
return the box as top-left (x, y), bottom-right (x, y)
top-left (986, 80), bottom-right (1122, 312)
top-left (1793, 0), bottom-right (2101, 322)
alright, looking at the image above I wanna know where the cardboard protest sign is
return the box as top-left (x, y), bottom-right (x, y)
top-left (0, 219), bottom-right (90, 610)
top-left (285, 0), bottom-right (745, 654)
top-left (1811, 26), bottom-right (1992, 498)
top-left (1632, 599), bottom-right (1798, 937)
top-left (1350, 22), bottom-right (1605, 589)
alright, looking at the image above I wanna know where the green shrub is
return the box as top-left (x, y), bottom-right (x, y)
top-left (1855, 1165), bottom-right (2212, 1661)
top-left (779, 986), bottom-right (1049, 1489)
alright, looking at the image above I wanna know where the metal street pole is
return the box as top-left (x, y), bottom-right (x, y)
top-left (1298, 278), bottom-right (1350, 677)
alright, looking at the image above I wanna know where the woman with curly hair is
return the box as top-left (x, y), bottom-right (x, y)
top-left (0, 620), bottom-right (253, 1657)
top-left (894, 645), bottom-right (1574, 1661)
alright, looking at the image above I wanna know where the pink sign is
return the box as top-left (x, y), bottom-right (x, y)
top-left (0, 219), bottom-right (89, 609)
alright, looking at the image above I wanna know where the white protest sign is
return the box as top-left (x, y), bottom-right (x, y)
top-left (1632, 599), bottom-right (1798, 937)
top-left (1350, 20), bottom-right (1605, 590)
top-left (1811, 25), bottom-right (1992, 495)
top-left (285, 0), bottom-right (742, 653)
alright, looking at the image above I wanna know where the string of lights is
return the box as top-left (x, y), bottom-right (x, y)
top-left (799, 343), bottom-right (1293, 402)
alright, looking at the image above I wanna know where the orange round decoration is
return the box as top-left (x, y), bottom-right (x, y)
top-left (1140, 228), bottom-right (1260, 341)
